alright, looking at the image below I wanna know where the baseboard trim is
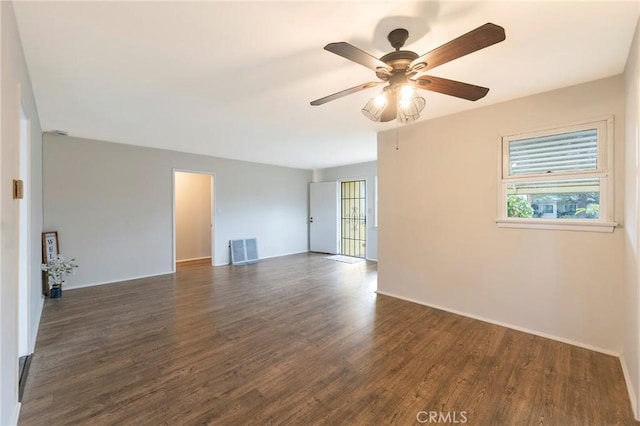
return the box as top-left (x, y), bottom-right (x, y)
top-left (176, 256), bottom-right (211, 263)
top-left (375, 290), bottom-right (620, 357)
top-left (214, 250), bottom-right (310, 266)
top-left (56, 252), bottom-right (311, 288)
top-left (620, 354), bottom-right (639, 420)
top-left (64, 271), bottom-right (175, 290)
top-left (260, 250), bottom-right (309, 260)
top-left (12, 402), bottom-right (21, 426)
top-left (29, 295), bottom-right (44, 353)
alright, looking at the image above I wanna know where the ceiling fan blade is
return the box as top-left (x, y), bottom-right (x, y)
top-left (380, 100), bottom-right (397, 122)
top-left (324, 42), bottom-right (393, 74)
top-left (310, 81), bottom-right (381, 106)
top-left (414, 75), bottom-right (489, 101)
top-left (408, 23), bottom-right (505, 73)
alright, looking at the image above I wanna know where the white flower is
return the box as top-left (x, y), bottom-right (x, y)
top-left (41, 255), bottom-right (78, 285)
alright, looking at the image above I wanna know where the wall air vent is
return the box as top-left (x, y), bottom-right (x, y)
top-left (230, 238), bottom-right (259, 265)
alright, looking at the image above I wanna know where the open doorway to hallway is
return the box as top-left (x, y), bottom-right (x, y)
top-left (173, 171), bottom-right (214, 268)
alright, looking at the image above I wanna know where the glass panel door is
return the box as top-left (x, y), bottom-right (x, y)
top-left (340, 180), bottom-right (366, 258)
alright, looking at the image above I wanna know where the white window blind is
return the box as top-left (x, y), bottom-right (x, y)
top-left (508, 129), bottom-right (598, 176)
top-left (506, 178), bottom-right (600, 195)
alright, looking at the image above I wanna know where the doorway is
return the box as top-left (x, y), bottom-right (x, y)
top-left (18, 107), bottom-right (29, 356)
top-left (340, 180), bottom-right (366, 258)
top-left (18, 105), bottom-right (31, 401)
top-left (309, 181), bottom-right (339, 254)
top-left (173, 171), bottom-right (215, 268)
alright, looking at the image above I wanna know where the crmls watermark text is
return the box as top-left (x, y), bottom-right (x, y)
top-left (416, 410), bottom-right (468, 424)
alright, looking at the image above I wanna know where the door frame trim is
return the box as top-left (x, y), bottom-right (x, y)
top-left (171, 169), bottom-right (216, 271)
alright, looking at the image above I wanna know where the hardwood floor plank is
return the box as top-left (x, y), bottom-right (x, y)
top-left (19, 253), bottom-right (638, 425)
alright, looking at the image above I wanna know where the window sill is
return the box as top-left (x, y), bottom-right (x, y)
top-left (496, 218), bottom-right (617, 233)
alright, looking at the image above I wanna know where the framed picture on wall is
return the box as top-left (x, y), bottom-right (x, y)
top-left (42, 231), bottom-right (59, 295)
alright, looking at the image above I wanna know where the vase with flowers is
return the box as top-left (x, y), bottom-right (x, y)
top-left (41, 255), bottom-right (78, 298)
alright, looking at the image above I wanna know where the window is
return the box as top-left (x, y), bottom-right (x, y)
top-left (497, 118), bottom-right (616, 232)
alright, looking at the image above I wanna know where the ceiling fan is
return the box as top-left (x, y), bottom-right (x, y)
top-left (310, 23), bottom-right (506, 123)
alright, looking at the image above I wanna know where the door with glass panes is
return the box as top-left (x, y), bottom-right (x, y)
top-left (340, 180), bottom-right (366, 258)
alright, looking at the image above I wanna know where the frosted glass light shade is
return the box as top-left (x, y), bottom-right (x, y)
top-left (362, 93), bottom-right (387, 121)
top-left (362, 86), bottom-right (426, 123)
top-left (397, 93), bottom-right (425, 123)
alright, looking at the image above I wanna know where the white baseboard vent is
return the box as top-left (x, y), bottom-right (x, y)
top-left (230, 238), bottom-right (259, 265)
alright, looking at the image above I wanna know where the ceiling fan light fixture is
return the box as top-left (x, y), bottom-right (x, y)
top-left (399, 84), bottom-right (415, 99)
top-left (373, 92), bottom-right (387, 108)
top-left (397, 110), bottom-right (420, 124)
top-left (397, 94), bottom-right (426, 124)
top-left (362, 95), bottom-right (386, 121)
top-left (398, 84), bottom-right (419, 108)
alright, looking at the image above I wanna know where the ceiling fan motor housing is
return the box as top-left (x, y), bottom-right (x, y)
top-left (378, 50), bottom-right (419, 84)
top-left (387, 28), bottom-right (409, 50)
top-left (377, 29), bottom-right (419, 80)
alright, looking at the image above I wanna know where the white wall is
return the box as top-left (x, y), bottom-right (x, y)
top-left (313, 161), bottom-right (378, 261)
top-left (175, 171), bottom-right (212, 262)
top-left (378, 75), bottom-right (625, 354)
top-left (43, 135), bottom-right (311, 288)
top-left (623, 17), bottom-right (640, 419)
top-left (0, 1), bottom-right (44, 424)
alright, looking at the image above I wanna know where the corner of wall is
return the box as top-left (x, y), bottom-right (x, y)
top-left (1, 1), bottom-right (45, 424)
top-left (620, 354), bottom-right (639, 419)
top-left (10, 403), bottom-right (21, 426)
top-left (623, 16), bottom-right (640, 421)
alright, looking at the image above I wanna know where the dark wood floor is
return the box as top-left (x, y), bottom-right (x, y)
top-left (20, 253), bottom-right (638, 425)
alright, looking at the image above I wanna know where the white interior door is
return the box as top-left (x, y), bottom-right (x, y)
top-left (310, 182), bottom-right (338, 254)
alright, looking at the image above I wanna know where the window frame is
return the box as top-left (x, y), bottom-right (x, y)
top-left (496, 117), bottom-right (616, 232)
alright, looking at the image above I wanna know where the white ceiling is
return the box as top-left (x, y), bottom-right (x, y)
top-left (13, 1), bottom-right (640, 170)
